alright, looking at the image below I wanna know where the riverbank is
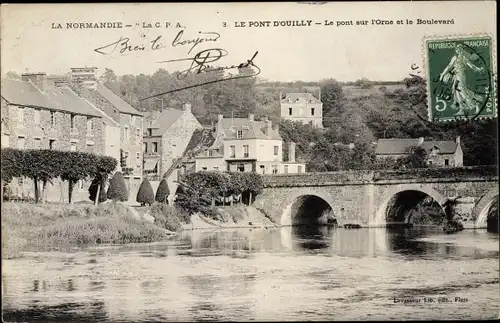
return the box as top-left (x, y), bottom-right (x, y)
top-left (1, 202), bottom-right (277, 259)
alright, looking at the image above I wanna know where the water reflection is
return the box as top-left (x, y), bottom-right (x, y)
top-left (2, 227), bottom-right (499, 322)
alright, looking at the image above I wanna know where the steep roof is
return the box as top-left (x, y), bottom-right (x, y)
top-left (1, 78), bottom-right (102, 117)
top-left (220, 118), bottom-right (281, 140)
top-left (1, 78), bottom-right (54, 109)
top-left (95, 84), bottom-right (143, 116)
top-left (281, 92), bottom-right (322, 104)
top-left (421, 141), bottom-right (458, 154)
top-left (45, 87), bottom-right (103, 117)
top-left (150, 108), bottom-right (185, 135)
top-left (80, 97), bottom-right (120, 126)
top-left (375, 138), bottom-right (458, 155)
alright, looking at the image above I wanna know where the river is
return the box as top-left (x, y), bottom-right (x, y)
top-left (2, 227), bottom-right (499, 321)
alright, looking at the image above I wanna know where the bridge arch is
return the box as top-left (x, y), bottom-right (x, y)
top-left (473, 187), bottom-right (499, 228)
top-left (278, 189), bottom-right (337, 226)
top-left (374, 184), bottom-right (448, 226)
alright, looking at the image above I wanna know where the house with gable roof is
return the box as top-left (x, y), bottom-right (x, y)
top-left (194, 114), bottom-right (306, 174)
top-left (142, 103), bottom-right (202, 180)
top-left (375, 137), bottom-right (464, 167)
top-left (280, 92), bottom-right (323, 128)
top-left (1, 73), bottom-right (121, 202)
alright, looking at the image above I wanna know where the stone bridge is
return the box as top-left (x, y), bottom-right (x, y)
top-left (253, 166), bottom-right (498, 228)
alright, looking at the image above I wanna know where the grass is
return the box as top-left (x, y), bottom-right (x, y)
top-left (1, 202), bottom-right (177, 259)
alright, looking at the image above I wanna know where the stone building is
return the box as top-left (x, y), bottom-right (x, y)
top-left (375, 137), bottom-right (464, 167)
top-left (280, 92), bottom-right (323, 128)
top-left (143, 103), bottom-right (202, 180)
top-left (0, 74), bottom-right (113, 201)
top-left (78, 82), bottom-right (144, 196)
top-left (194, 114), bottom-right (305, 174)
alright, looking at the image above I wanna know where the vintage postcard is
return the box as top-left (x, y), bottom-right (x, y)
top-left (1, 1), bottom-right (498, 322)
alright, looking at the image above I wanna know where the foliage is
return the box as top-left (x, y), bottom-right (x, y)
top-left (155, 179), bottom-right (170, 204)
top-left (175, 171), bottom-right (264, 215)
top-left (136, 178), bottom-right (155, 206)
top-left (120, 149), bottom-right (134, 176)
top-left (149, 202), bottom-right (189, 232)
top-left (443, 219), bottom-right (464, 234)
top-left (0, 148), bottom-right (117, 203)
top-left (88, 177), bottom-right (108, 203)
top-left (402, 146), bottom-right (428, 169)
top-left (107, 172), bottom-right (129, 202)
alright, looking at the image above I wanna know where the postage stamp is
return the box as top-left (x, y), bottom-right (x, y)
top-left (425, 35), bottom-right (497, 122)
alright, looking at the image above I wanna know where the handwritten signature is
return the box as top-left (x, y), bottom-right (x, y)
top-left (139, 49), bottom-right (260, 100)
top-left (94, 30), bottom-right (220, 55)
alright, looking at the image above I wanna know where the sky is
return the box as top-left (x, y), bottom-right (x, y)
top-left (1, 1), bottom-right (496, 82)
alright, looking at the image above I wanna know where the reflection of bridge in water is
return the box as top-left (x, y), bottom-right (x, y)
top-left (253, 166), bottom-right (498, 228)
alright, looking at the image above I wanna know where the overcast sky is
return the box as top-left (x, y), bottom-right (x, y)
top-left (1, 1), bottom-right (496, 82)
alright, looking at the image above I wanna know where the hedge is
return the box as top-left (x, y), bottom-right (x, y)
top-left (1, 148), bottom-right (117, 203)
top-left (107, 172), bottom-right (129, 202)
top-left (155, 179), bottom-right (170, 204)
top-left (137, 178), bottom-right (154, 206)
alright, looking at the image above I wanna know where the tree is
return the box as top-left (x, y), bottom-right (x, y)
top-left (155, 179), bottom-right (170, 204)
top-left (403, 146), bottom-right (428, 169)
top-left (107, 172), bottom-right (129, 202)
top-left (89, 177), bottom-right (108, 203)
top-left (92, 156), bottom-right (118, 205)
top-left (136, 178), bottom-right (154, 206)
top-left (60, 152), bottom-right (97, 204)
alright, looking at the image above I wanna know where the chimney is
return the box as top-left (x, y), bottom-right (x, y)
top-left (183, 102), bottom-right (192, 113)
top-left (265, 120), bottom-right (272, 136)
top-left (418, 137), bottom-right (424, 146)
top-left (318, 87), bottom-right (321, 101)
top-left (288, 142), bottom-right (296, 163)
top-left (455, 136), bottom-right (461, 146)
top-left (22, 72), bottom-right (47, 91)
top-left (248, 113), bottom-right (254, 121)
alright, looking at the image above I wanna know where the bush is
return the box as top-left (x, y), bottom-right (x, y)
top-left (89, 178), bottom-right (108, 203)
top-left (107, 172), bottom-right (128, 202)
top-left (155, 179), bottom-right (170, 204)
top-left (137, 178), bottom-right (154, 206)
top-left (149, 202), bottom-right (186, 232)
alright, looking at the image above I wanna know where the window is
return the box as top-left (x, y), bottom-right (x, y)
top-left (209, 150), bottom-right (213, 157)
top-left (213, 166), bottom-right (219, 171)
top-left (70, 115), bottom-right (76, 131)
top-left (298, 165), bottom-right (303, 173)
top-left (271, 165), bottom-right (278, 174)
top-left (289, 108), bottom-right (292, 116)
top-left (152, 142), bottom-right (158, 153)
top-left (243, 145), bottom-right (249, 158)
top-left (237, 164), bottom-right (245, 172)
top-left (49, 139), bottom-right (55, 150)
top-left (444, 159), bottom-right (449, 166)
top-left (50, 111), bottom-right (56, 127)
top-left (274, 145), bottom-right (279, 156)
top-left (17, 136), bottom-right (25, 149)
top-left (284, 165), bottom-right (289, 173)
top-left (237, 130), bottom-right (243, 139)
top-left (143, 142), bottom-right (147, 153)
top-left (311, 108), bottom-right (315, 116)
top-left (70, 143), bottom-right (77, 152)
top-left (229, 145), bottom-right (235, 158)
top-left (202, 167), bottom-right (207, 171)
top-left (136, 152), bottom-right (140, 161)
top-left (18, 107), bottom-right (24, 123)
top-left (34, 138), bottom-right (41, 149)
top-left (147, 129), bottom-right (152, 136)
top-left (87, 117), bottom-right (93, 134)
top-left (34, 109), bottom-right (41, 125)
top-left (124, 127), bottom-right (129, 142)
top-left (136, 128), bottom-right (141, 142)
top-left (260, 165), bottom-right (265, 174)
top-left (309, 121), bottom-right (314, 126)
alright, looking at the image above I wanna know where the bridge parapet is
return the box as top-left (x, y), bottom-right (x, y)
top-left (263, 166), bottom-right (498, 188)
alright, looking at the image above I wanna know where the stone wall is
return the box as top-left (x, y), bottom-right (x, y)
top-left (255, 167), bottom-right (498, 227)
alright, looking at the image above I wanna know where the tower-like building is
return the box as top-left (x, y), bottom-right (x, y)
top-left (280, 91), bottom-right (323, 128)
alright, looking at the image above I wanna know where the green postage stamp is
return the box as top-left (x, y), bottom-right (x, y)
top-left (425, 35), bottom-right (497, 122)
